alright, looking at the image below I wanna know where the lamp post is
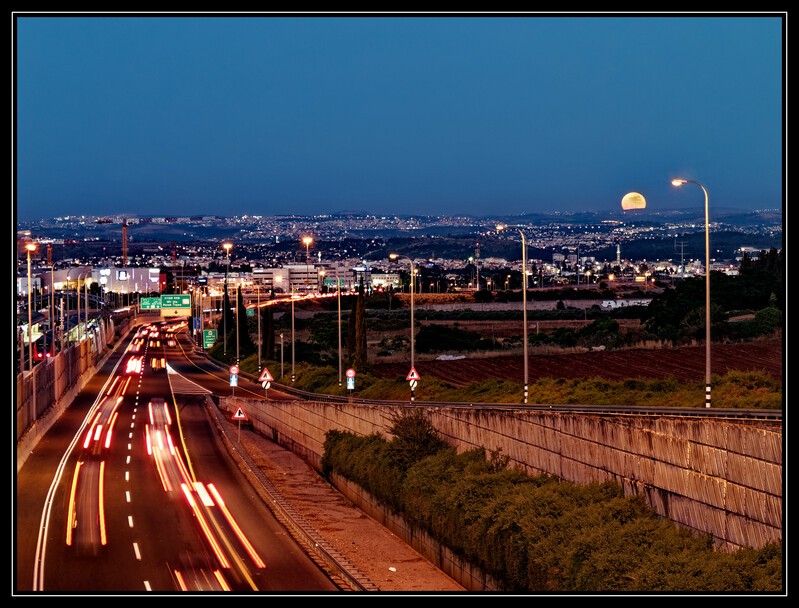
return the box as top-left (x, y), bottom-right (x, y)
top-left (291, 286), bottom-right (296, 383)
top-left (257, 284), bottom-right (261, 373)
top-left (336, 265), bottom-right (342, 387)
top-left (235, 283), bottom-right (240, 365)
top-left (25, 243), bottom-right (37, 423)
top-left (389, 253), bottom-right (415, 401)
top-left (497, 225), bottom-right (529, 404)
top-left (302, 236), bottom-right (313, 293)
top-left (672, 178), bottom-right (712, 408)
top-left (25, 243), bottom-right (37, 372)
top-left (82, 275), bottom-right (90, 342)
top-left (280, 332), bottom-right (284, 379)
top-left (222, 242), bottom-right (233, 356)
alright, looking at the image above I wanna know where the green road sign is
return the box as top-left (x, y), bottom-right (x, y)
top-left (140, 297), bottom-right (161, 310)
top-left (161, 293), bottom-right (192, 317)
top-left (161, 294), bottom-right (192, 308)
top-left (203, 329), bottom-right (217, 349)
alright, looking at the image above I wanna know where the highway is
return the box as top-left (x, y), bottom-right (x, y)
top-left (15, 319), bottom-right (339, 593)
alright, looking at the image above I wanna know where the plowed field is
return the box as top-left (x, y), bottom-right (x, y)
top-left (370, 338), bottom-right (783, 387)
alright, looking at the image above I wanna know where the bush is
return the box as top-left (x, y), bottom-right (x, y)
top-left (322, 430), bottom-right (783, 592)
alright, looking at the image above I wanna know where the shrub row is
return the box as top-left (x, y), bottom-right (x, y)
top-left (321, 412), bottom-right (783, 593)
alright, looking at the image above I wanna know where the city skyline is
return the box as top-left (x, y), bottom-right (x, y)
top-left (14, 12), bottom-right (785, 223)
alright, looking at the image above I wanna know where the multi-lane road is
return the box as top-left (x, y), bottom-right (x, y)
top-left (15, 320), bottom-right (339, 594)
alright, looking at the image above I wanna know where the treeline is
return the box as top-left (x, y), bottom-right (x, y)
top-left (321, 410), bottom-right (783, 593)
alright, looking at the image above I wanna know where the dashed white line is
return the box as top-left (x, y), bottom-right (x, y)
top-left (133, 543), bottom-right (142, 560)
top-left (128, 516), bottom-right (134, 528)
top-left (126, 490), bottom-right (131, 502)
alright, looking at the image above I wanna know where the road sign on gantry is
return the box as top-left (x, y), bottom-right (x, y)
top-left (140, 297), bottom-right (161, 310)
top-left (160, 294), bottom-right (192, 317)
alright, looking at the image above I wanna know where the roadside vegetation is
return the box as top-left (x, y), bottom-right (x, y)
top-left (320, 410), bottom-right (783, 593)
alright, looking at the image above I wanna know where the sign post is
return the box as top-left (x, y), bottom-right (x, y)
top-left (230, 364), bottom-right (239, 396)
top-left (232, 405), bottom-right (248, 442)
top-left (406, 367), bottom-right (421, 402)
top-left (259, 368), bottom-right (274, 398)
top-left (346, 368), bottom-right (356, 399)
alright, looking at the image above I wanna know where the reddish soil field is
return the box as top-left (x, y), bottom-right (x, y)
top-left (370, 337), bottom-right (783, 387)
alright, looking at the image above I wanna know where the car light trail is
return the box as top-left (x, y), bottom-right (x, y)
top-left (65, 462), bottom-right (82, 546)
top-left (207, 483), bottom-right (266, 569)
top-left (98, 460), bottom-right (107, 546)
top-left (180, 483), bottom-right (231, 568)
top-left (103, 412), bottom-right (118, 449)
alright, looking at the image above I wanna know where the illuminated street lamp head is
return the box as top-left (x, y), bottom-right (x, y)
top-left (496, 224), bottom-right (505, 232)
top-left (302, 236), bottom-right (313, 247)
top-left (26, 242), bottom-right (37, 253)
top-left (222, 242), bottom-right (233, 253)
top-left (671, 178), bottom-right (688, 187)
top-left (388, 253), bottom-right (399, 261)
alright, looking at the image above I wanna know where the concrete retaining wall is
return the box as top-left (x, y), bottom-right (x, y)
top-left (220, 397), bottom-right (782, 552)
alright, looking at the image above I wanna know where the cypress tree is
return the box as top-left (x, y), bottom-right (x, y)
top-left (262, 305), bottom-right (275, 360)
top-left (235, 286), bottom-right (256, 357)
top-left (346, 290), bottom-right (357, 366)
top-left (221, 287), bottom-right (236, 348)
top-left (354, 277), bottom-right (368, 370)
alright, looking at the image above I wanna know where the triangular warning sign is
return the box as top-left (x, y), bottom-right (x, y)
top-left (232, 407), bottom-right (248, 421)
top-left (259, 368), bottom-right (274, 382)
top-left (406, 367), bottom-right (421, 381)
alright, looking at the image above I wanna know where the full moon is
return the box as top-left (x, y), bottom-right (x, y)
top-left (621, 192), bottom-right (647, 210)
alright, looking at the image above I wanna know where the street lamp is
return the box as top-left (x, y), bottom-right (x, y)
top-left (25, 243), bottom-right (37, 423)
top-left (235, 282), bottom-right (240, 365)
top-left (83, 274), bottom-right (90, 342)
top-left (256, 284), bottom-right (261, 373)
top-left (497, 225), bottom-right (529, 404)
top-left (25, 243), bottom-right (37, 372)
top-left (389, 253), bottom-right (416, 401)
top-left (672, 178), bottom-right (712, 408)
top-left (291, 286), bottom-right (296, 383)
top-left (336, 265), bottom-right (342, 387)
top-left (222, 242), bottom-right (233, 356)
top-left (302, 236), bottom-right (313, 293)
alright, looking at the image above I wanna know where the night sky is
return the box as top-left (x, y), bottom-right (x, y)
top-left (14, 12), bottom-right (784, 222)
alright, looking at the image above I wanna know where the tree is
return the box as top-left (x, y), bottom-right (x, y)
top-left (346, 290), bottom-right (357, 366)
top-left (220, 287), bottom-right (236, 349)
top-left (235, 285), bottom-right (256, 357)
top-left (260, 304), bottom-right (275, 361)
top-left (353, 278), bottom-right (368, 370)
